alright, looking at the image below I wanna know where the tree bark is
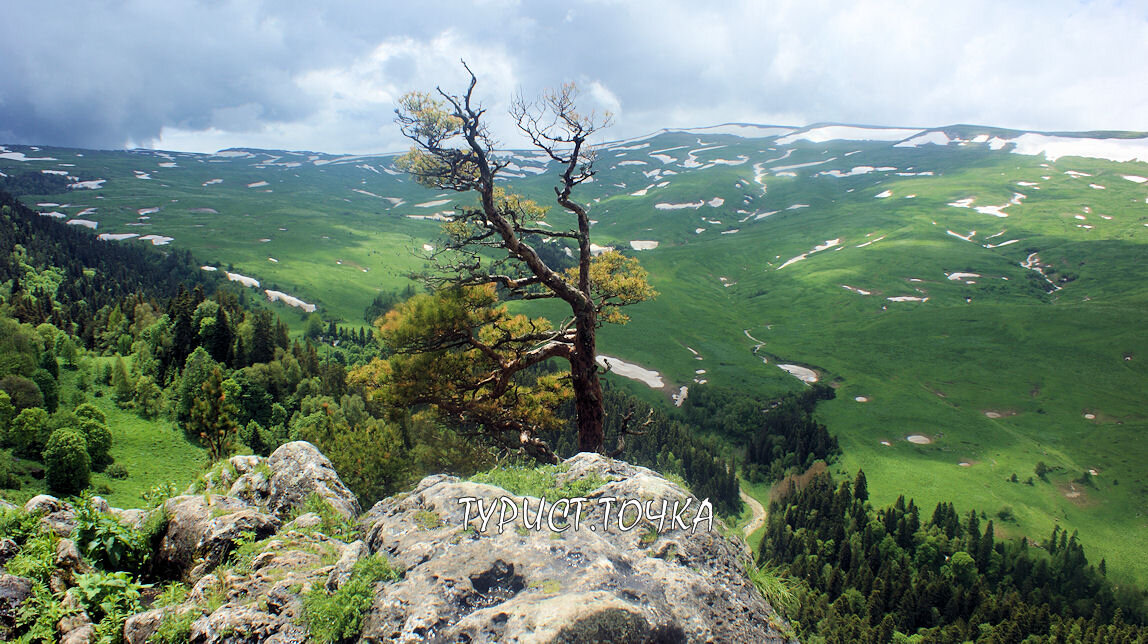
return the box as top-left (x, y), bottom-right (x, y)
top-left (571, 306), bottom-right (604, 453)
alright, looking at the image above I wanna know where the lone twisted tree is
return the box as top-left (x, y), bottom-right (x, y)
top-left (380, 64), bottom-right (655, 461)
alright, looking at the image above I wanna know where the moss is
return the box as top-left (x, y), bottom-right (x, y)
top-left (413, 509), bottom-right (443, 530)
top-left (469, 463), bottom-right (607, 502)
top-left (528, 579), bottom-right (561, 594)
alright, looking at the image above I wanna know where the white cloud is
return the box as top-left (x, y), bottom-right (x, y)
top-left (3, 0), bottom-right (1147, 153)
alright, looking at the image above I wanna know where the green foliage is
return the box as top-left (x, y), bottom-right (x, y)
top-left (15, 580), bottom-right (77, 643)
top-left (301, 554), bottom-right (402, 643)
top-left (470, 463), bottom-right (608, 502)
top-left (187, 366), bottom-right (238, 461)
top-left (78, 417), bottom-right (113, 471)
top-left (289, 493), bottom-right (358, 541)
top-left (5, 532), bottom-right (58, 583)
top-left (140, 480), bottom-right (181, 508)
top-left (105, 462), bottom-right (129, 479)
top-left (42, 426), bottom-right (90, 494)
top-left (29, 368), bottom-right (58, 413)
top-left (747, 563), bottom-right (799, 634)
top-left (73, 492), bottom-right (151, 573)
top-left (0, 448), bottom-right (19, 489)
top-left (288, 394), bottom-right (410, 506)
top-left (150, 608), bottom-right (196, 644)
top-left (7, 406), bottom-right (49, 458)
top-left (112, 355), bottom-right (134, 405)
top-left (758, 471), bottom-right (1148, 641)
top-left (0, 389), bottom-right (14, 430)
top-left (152, 582), bottom-right (189, 608)
top-left (71, 569), bottom-right (147, 626)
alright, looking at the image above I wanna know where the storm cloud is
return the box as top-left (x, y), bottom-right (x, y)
top-left (2, 0), bottom-right (1146, 154)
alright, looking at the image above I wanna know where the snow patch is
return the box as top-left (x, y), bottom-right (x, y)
top-left (265, 290), bottom-right (316, 312)
top-left (875, 190), bottom-right (892, 198)
top-left (597, 355), bottom-right (664, 388)
top-left (69, 179), bottom-right (105, 190)
top-left (98, 233), bottom-right (139, 241)
top-left (226, 272), bottom-right (260, 288)
top-left (66, 219), bottom-right (98, 229)
top-left (777, 126), bottom-right (921, 145)
top-left (139, 235), bottom-right (174, 246)
top-left (629, 240), bottom-right (659, 250)
top-left (778, 364), bottom-right (818, 383)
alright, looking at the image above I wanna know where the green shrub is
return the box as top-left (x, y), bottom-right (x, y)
top-left (0, 505), bottom-right (41, 543)
top-left (15, 580), bottom-right (76, 643)
top-left (73, 492), bottom-right (150, 573)
top-left (43, 427), bottom-right (90, 495)
top-left (5, 533), bottom-right (58, 584)
top-left (30, 369), bottom-right (58, 414)
top-left (152, 582), bottom-right (189, 608)
top-left (747, 562), bottom-right (798, 616)
top-left (150, 608), bottom-right (196, 644)
top-left (289, 493), bottom-right (358, 541)
top-left (105, 462), bottom-right (129, 480)
top-left (140, 481), bottom-right (180, 508)
top-left (73, 402), bottom-right (107, 425)
top-left (0, 448), bottom-right (20, 489)
top-left (8, 407), bottom-right (50, 458)
top-left (71, 570), bottom-right (148, 638)
top-left (302, 555), bottom-right (402, 643)
top-left (78, 418), bottom-right (113, 471)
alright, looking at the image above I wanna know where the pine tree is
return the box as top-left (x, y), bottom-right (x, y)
top-left (112, 356), bottom-right (133, 405)
top-left (188, 366), bottom-right (238, 461)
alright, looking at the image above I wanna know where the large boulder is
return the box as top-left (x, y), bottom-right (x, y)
top-left (267, 441), bottom-right (360, 519)
top-left (24, 494), bottom-right (76, 536)
top-left (0, 574), bottom-right (33, 640)
top-left (358, 453), bottom-right (788, 643)
top-left (152, 495), bottom-right (279, 582)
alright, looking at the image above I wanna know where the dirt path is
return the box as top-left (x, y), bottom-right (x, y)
top-left (741, 489), bottom-right (767, 539)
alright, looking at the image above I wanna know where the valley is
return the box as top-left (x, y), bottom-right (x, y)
top-left (3, 122), bottom-right (1148, 585)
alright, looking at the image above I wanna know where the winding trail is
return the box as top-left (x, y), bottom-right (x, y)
top-left (741, 488), bottom-right (767, 539)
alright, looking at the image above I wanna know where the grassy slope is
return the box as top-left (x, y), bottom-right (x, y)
top-left (3, 360), bottom-right (206, 509)
top-left (4, 133), bottom-right (1147, 583)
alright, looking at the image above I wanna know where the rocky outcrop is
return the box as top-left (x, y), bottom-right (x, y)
top-left (6, 444), bottom-right (788, 643)
top-left (152, 495), bottom-right (279, 582)
top-left (358, 453), bottom-right (787, 643)
top-left (267, 441), bottom-right (360, 519)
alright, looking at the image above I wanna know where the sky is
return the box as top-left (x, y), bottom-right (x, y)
top-left (2, 0), bottom-right (1147, 155)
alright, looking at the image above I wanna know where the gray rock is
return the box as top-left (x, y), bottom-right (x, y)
top-left (89, 496), bottom-right (111, 513)
top-left (51, 539), bottom-right (91, 593)
top-left (325, 539), bottom-right (367, 592)
top-left (228, 470), bottom-right (270, 505)
top-left (190, 605), bottom-right (309, 643)
top-left (358, 453), bottom-right (787, 643)
top-left (112, 508), bottom-right (150, 531)
top-left (0, 538), bottom-right (18, 566)
top-left (58, 591), bottom-right (93, 644)
top-left (23, 494), bottom-right (65, 514)
top-left (186, 508), bottom-right (281, 580)
top-left (229, 454), bottom-right (264, 475)
top-left (0, 499), bottom-right (17, 513)
top-left (24, 494), bottom-right (76, 536)
top-left (123, 607), bottom-right (168, 644)
top-left (267, 441), bottom-right (360, 520)
top-left (153, 495), bottom-right (268, 582)
top-left (136, 531), bottom-right (344, 643)
top-left (282, 512), bottom-right (322, 532)
top-left (0, 574), bottom-right (33, 640)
